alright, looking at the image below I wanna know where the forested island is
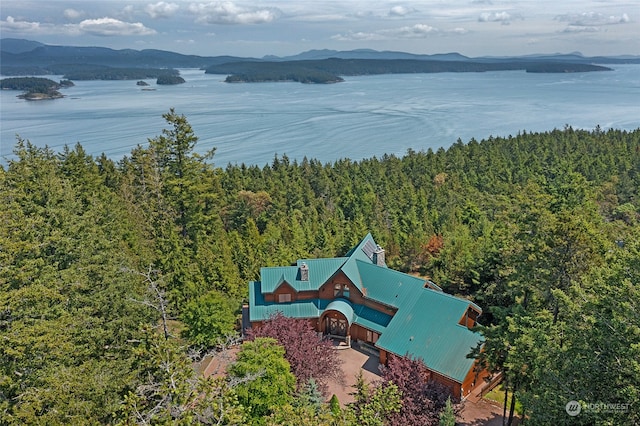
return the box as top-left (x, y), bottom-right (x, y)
top-left (1, 110), bottom-right (638, 424)
top-left (2, 38), bottom-right (624, 84)
top-left (206, 58), bottom-right (611, 83)
top-left (61, 67), bottom-right (181, 81)
top-left (0, 76), bottom-right (73, 99)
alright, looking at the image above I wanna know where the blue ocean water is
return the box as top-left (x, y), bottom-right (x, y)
top-left (1, 66), bottom-right (639, 167)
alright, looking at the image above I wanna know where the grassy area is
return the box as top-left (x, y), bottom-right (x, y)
top-left (483, 384), bottom-right (524, 416)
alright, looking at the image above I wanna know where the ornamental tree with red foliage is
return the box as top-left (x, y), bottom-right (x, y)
top-left (244, 312), bottom-right (343, 396)
top-left (379, 354), bottom-right (460, 426)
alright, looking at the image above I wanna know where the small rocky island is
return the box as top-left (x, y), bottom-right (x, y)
top-left (136, 80), bottom-right (150, 86)
top-left (156, 75), bottom-right (185, 85)
top-left (0, 77), bottom-right (73, 100)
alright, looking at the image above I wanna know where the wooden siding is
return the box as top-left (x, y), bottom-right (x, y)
top-left (461, 360), bottom-right (490, 398)
top-left (318, 271), bottom-right (397, 317)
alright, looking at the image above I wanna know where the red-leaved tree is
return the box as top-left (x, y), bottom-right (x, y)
top-left (379, 354), bottom-right (460, 426)
top-left (245, 312), bottom-right (343, 396)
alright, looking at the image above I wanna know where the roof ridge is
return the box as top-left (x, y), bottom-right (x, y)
top-left (422, 286), bottom-right (482, 312)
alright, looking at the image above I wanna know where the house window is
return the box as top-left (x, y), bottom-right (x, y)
top-left (278, 293), bottom-right (291, 303)
top-left (333, 283), bottom-right (350, 298)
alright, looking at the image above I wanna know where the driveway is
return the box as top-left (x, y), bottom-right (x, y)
top-left (325, 344), bottom-right (382, 405)
top-left (325, 343), bottom-right (518, 425)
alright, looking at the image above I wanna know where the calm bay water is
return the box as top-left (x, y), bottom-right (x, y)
top-left (1, 66), bottom-right (639, 167)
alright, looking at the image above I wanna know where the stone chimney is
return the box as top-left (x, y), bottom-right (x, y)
top-left (373, 245), bottom-right (385, 266)
top-left (299, 262), bottom-right (309, 281)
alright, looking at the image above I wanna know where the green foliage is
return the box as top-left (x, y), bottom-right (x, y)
top-left (206, 58), bottom-right (610, 84)
top-left (2, 113), bottom-right (639, 425)
top-left (439, 397), bottom-right (456, 426)
top-left (0, 76), bottom-right (60, 91)
top-left (156, 74), bottom-right (186, 85)
top-left (0, 140), bottom-right (152, 424)
top-left (117, 328), bottom-right (246, 425)
top-left (227, 337), bottom-right (296, 423)
top-left (350, 379), bottom-right (401, 426)
top-left (63, 68), bottom-right (181, 81)
top-left (181, 290), bottom-right (238, 347)
top-left (267, 403), bottom-right (350, 426)
top-left (297, 378), bottom-right (325, 413)
top-left (329, 394), bottom-right (342, 416)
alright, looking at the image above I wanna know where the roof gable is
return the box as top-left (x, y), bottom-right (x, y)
top-left (258, 234), bottom-right (385, 295)
top-left (248, 283), bottom-right (392, 333)
top-left (260, 257), bottom-right (347, 293)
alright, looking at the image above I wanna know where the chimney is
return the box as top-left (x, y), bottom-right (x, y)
top-left (372, 245), bottom-right (385, 266)
top-left (299, 262), bottom-right (309, 281)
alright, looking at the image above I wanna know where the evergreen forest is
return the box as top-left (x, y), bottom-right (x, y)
top-left (1, 110), bottom-right (638, 425)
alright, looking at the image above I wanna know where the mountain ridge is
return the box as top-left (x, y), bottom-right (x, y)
top-left (1, 38), bottom-right (638, 79)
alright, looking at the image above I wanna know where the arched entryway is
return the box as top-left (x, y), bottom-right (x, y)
top-left (326, 314), bottom-right (348, 336)
top-left (320, 299), bottom-right (354, 338)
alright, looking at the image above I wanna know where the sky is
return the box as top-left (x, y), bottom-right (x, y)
top-left (1, 1), bottom-right (638, 58)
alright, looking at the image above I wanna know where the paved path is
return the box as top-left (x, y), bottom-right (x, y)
top-left (325, 345), bottom-right (382, 405)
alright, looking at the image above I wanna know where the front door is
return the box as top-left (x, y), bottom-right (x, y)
top-left (327, 317), bottom-right (348, 336)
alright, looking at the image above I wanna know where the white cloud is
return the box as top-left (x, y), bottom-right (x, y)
top-left (563, 25), bottom-right (599, 33)
top-left (64, 8), bottom-right (84, 20)
top-left (188, 2), bottom-right (281, 25)
top-left (2, 16), bottom-right (43, 33)
top-left (383, 23), bottom-right (438, 38)
top-left (555, 12), bottom-right (631, 27)
top-left (450, 27), bottom-right (469, 35)
top-left (1, 13), bottom-right (157, 38)
top-left (478, 11), bottom-right (521, 25)
top-left (331, 31), bottom-right (385, 42)
top-left (145, 2), bottom-right (179, 19)
top-left (388, 5), bottom-right (417, 17)
top-left (78, 18), bottom-right (157, 36)
top-left (555, 11), bottom-right (631, 34)
top-left (333, 23), bottom-right (440, 41)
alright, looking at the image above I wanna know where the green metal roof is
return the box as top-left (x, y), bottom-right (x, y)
top-left (325, 299), bottom-right (355, 326)
top-left (375, 288), bottom-right (482, 383)
top-left (356, 260), bottom-right (430, 308)
top-left (248, 233), bottom-right (483, 384)
top-left (260, 257), bottom-right (347, 293)
top-left (248, 281), bottom-right (327, 322)
top-left (249, 282), bottom-right (392, 333)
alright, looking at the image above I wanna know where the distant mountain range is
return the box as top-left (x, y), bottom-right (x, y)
top-left (1, 38), bottom-right (638, 80)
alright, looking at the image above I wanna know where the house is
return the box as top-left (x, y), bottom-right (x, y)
top-left (246, 233), bottom-right (486, 399)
